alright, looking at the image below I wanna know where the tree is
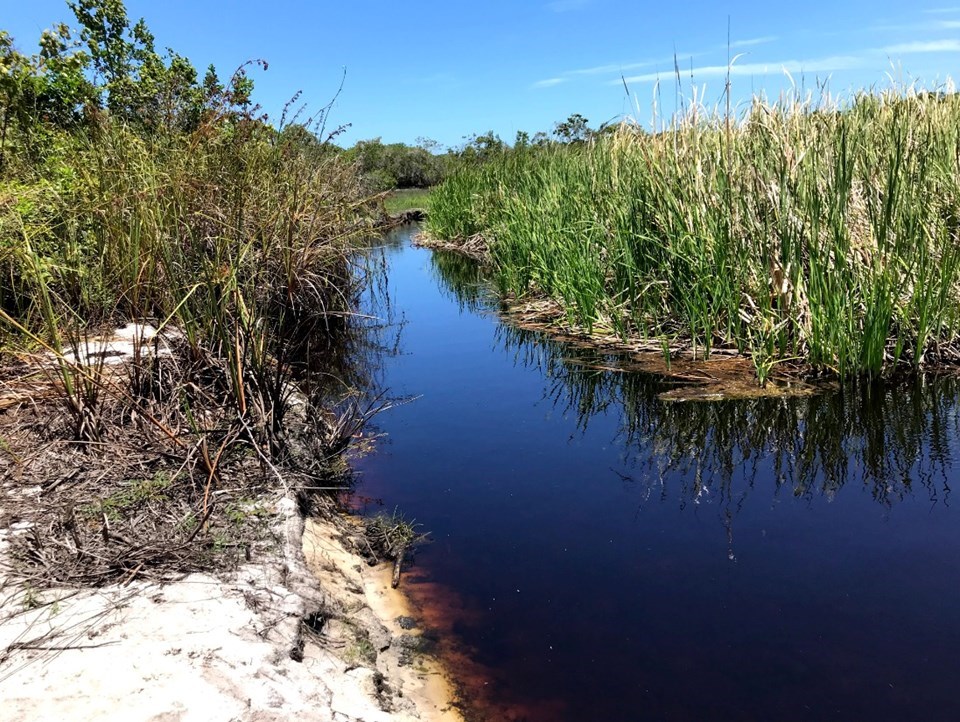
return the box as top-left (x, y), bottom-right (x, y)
top-left (36, 23), bottom-right (96, 127)
top-left (553, 113), bottom-right (592, 144)
top-left (68, 0), bottom-right (205, 132)
top-left (459, 131), bottom-right (505, 162)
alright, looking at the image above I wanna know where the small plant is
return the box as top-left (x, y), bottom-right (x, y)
top-left (363, 508), bottom-right (427, 562)
top-left (80, 473), bottom-right (173, 522)
top-left (224, 498), bottom-right (270, 526)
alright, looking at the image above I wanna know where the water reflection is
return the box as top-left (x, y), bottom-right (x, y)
top-left (431, 247), bottom-right (958, 513)
top-left (428, 249), bottom-right (489, 313)
top-left (359, 232), bottom-right (960, 722)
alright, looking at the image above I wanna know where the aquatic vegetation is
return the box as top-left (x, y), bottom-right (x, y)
top-left (383, 188), bottom-right (432, 215)
top-left (428, 87), bottom-right (960, 382)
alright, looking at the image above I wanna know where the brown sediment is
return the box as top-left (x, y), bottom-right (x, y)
top-left (376, 209), bottom-right (428, 232)
top-left (301, 515), bottom-right (464, 721)
top-left (339, 468), bottom-right (561, 720)
top-left (498, 293), bottom-right (830, 402)
top-left (389, 562), bottom-right (568, 722)
top-left (413, 233), bottom-right (490, 264)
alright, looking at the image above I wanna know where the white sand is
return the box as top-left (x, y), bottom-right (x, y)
top-left (0, 497), bottom-right (462, 722)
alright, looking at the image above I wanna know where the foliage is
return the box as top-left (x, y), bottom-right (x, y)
top-left (0, 0), bottom-right (395, 592)
top-left (0, 0), bottom-right (380, 455)
top-left (553, 113), bottom-right (593, 143)
top-left (343, 137), bottom-right (447, 191)
top-left (363, 508), bottom-right (426, 561)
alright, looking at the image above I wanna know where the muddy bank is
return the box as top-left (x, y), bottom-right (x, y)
top-left (302, 515), bottom-right (461, 721)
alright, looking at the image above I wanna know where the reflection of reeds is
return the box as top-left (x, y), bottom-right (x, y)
top-left (493, 321), bottom-right (958, 509)
top-left (429, 87), bottom-right (960, 382)
top-left (429, 250), bottom-right (490, 313)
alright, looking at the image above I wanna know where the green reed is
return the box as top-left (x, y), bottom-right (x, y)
top-left (427, 88), bottom-right (960, 382)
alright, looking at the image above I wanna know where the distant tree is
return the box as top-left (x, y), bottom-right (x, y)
top-left (415, 136), bottom-right (440, 153)
top-left (531, 131), bottom-right (550, 146)
top-left (459, 131), bottom-right (505, 162)
top-left (345, 137), bottom-right (446, 191)
top-left (553, 113), bottom-right (592, 143)
top-left (67, 0), bottom-right (207, 132)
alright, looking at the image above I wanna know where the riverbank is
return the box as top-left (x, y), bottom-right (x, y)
top-left (425, 90), bottom-right (960, 384)
top-left (0, 322), bottom-right (462, 721)
top-left (0, 491), bottom-right (462, 722)
top-left (415, 232), bottom-right (823, 400)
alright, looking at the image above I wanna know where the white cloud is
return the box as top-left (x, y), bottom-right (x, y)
top-left (884, 38), bottom-right (960, 52)
top-left (567, 60), bottom-right (658, 76)
top-left (561, 51), bottom-right (700, 77)
top-left (729, 36), bottom-right (778, 48)
top-left (924, 6), bottom-right (960, 13)
top-left (938, 19), bottom-right (960, 26)
top-left (532, 77), bottom-right (568, 89)
top-left (615, 55), bottom-right (866, 84)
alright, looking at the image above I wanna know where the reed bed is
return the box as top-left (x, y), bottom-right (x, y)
top-left (427, 88), bottom-right (960, 382)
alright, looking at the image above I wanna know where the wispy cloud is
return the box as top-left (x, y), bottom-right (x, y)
top-left (535, 42), bottom-right (767, 87)
top-left (532, 54), bottom-right (689, 88)
top-left (924, 6), bottom-right (960, 13)
top-left (532, 77), bottom-right (568, 89)
top-left (729, 36), bottom-right (778, 49)
top-left (884, 38), bottom-right (960, 52)
top-left (567, 60), bottom-right (659, 76)
top-left (615, 54), bottom-right (865, 84)
top-left (546, 0), bottom-right (591, 11)
top-left (868, 17), bottom-right (960, 32)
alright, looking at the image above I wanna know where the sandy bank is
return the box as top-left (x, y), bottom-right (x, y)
top-left (0, 494), bottom-right (462, 722)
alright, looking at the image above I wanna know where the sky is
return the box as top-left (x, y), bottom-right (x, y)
top-left (4, 0), bottom-right (960, 148)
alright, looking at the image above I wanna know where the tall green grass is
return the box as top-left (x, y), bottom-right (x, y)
top-left (427, 88), bottom-right (960, 381)
top-left (0, 110), bottom-right (376, 453)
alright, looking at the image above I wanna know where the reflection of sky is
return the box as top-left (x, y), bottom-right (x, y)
top-left (355, 226), bottom-right (960, 722)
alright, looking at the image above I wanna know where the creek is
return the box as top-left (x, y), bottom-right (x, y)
top-left (353, 224), bottom-right (960, 721)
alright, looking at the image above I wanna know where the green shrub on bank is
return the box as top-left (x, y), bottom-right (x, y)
top-left (428, 89), bottom-right (960, 381)
top-left (0, 0), bottom-right (377, 454)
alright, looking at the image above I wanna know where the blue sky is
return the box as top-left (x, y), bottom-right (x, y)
top-left (4, 0), bottom-right (960, 148)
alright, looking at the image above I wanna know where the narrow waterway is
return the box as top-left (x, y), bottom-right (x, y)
top-left (354, 225), bottom-right (960, 721)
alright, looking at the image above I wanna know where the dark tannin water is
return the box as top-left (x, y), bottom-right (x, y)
top-left (354, 226), bottom-right (960, 721)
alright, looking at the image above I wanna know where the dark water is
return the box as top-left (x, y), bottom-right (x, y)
top-left (354, 225), bottom-right (960, 721)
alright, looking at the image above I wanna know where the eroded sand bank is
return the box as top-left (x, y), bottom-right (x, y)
top-left (0, 495), bottom-right (462, 722)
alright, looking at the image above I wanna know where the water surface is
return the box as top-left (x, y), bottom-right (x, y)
top-left (354, 225), bottom-right (960, 721)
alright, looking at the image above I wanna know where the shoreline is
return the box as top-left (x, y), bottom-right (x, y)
top-left (0, 489), bottom-right (463, 721)
top-left (413, 231), bottom-right (960, 399)
top-left (412, 232), bottom-right (825, 401)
